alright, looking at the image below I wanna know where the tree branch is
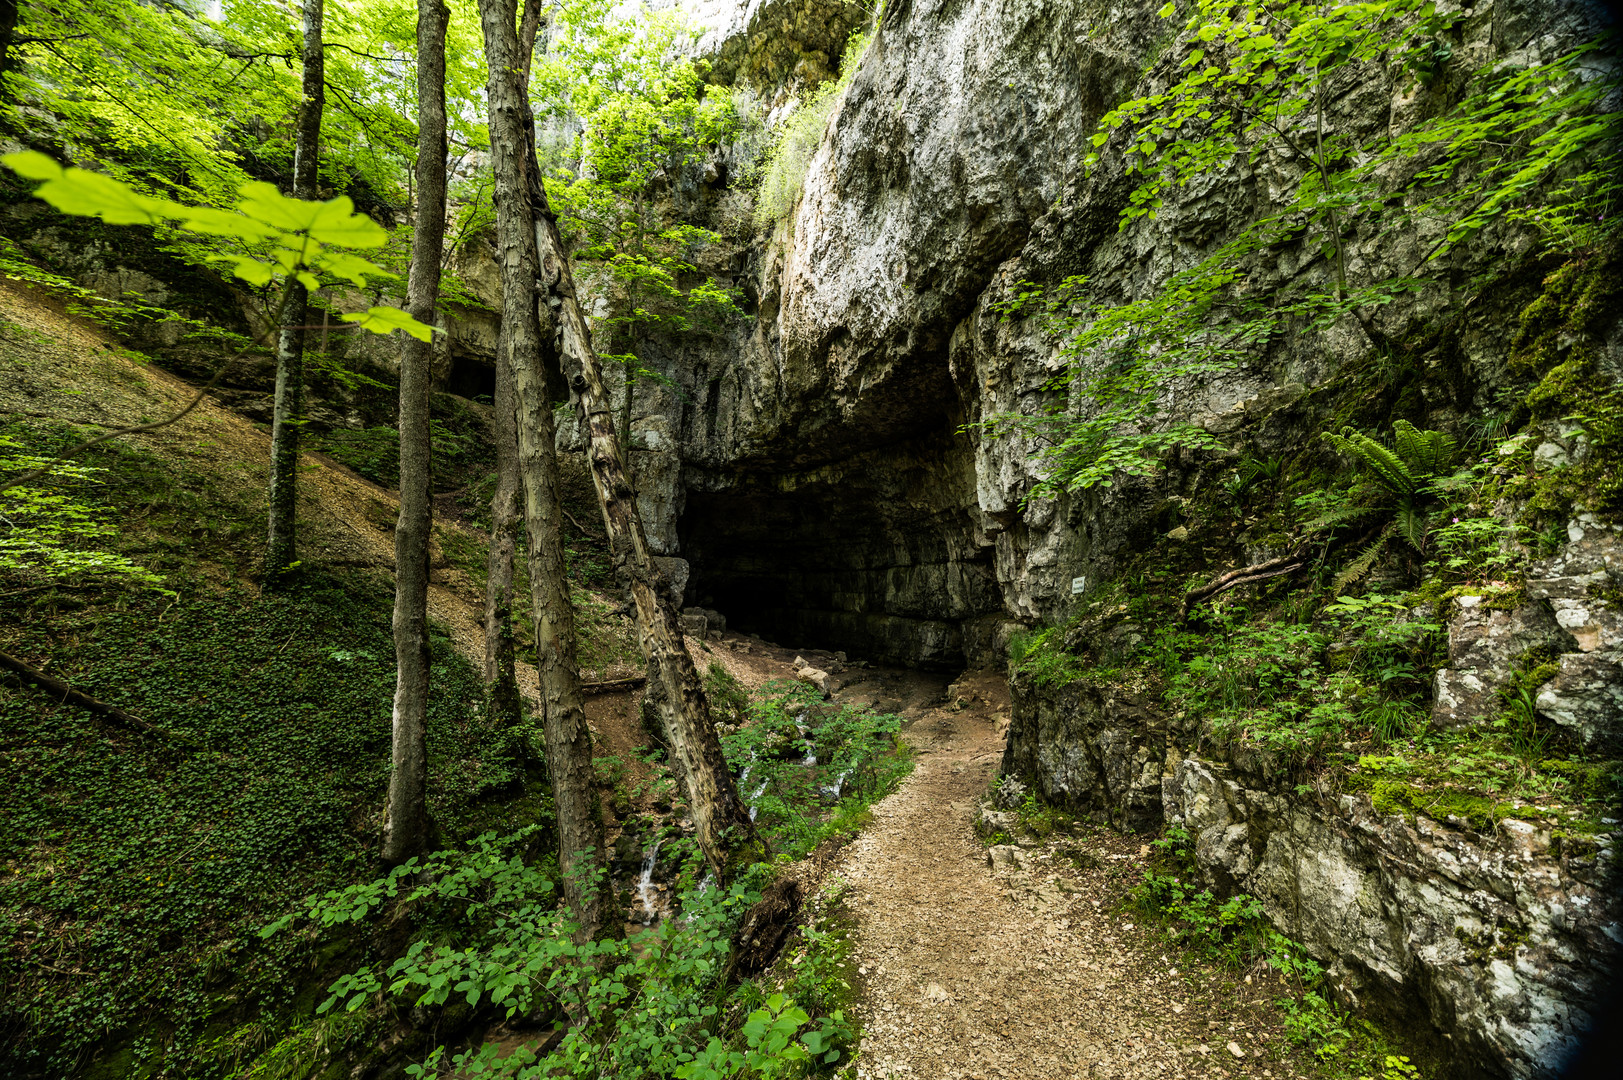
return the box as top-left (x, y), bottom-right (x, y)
top-left (1180, 552), bottom-right (1306, 618)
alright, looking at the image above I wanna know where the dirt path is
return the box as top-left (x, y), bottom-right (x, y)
top-left (838, 670), bottom-right (1302, 1080)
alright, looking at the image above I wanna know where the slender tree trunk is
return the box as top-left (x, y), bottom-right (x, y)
top-left (382, 0), bottom-right (449, 866)
top-left (263, 0), bottom-right (325, 587)
top-left (480, 0), bottom-right (603, 939)
top-left (481, 0), bottom-right (541, 727)
top-left (484, 348), bottom-right (523, 725)
top-left (530, 197), bottom-right (765, 884)
top-left (0, 0), bottom-right (19, 90)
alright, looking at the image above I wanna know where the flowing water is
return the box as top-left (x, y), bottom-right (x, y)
top-left (635, 838), bottom-right (663, 924)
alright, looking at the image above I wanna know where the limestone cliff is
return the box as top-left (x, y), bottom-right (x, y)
top-left (611, 0), bottom-right (1623, 1075)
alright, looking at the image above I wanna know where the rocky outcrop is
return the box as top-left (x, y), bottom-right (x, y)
top-left (1002, 514), bottom-right (1623, 1077)
top-left (1162, 753), bottom-right (1619, 1080)
top-left (1003, 654), bottom-right (1622, 1079)
top-left (619, 0), bottom-right (1620, 669)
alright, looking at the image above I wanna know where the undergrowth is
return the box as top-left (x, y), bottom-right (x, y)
top-left (270, 680), bottom-right (910, 1079)
top-left (721, 680), bottom-right (913, 860)
top-left (1130, 829), bottom-right (1423, 1080)
top-left (0, 574), bottom-right (539, 1080)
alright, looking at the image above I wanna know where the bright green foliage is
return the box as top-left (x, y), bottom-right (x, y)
top-left (0, 435), bottom-right (167, 591)
top-left (1318, 420), bottom-right (1458, 558)
top-left (1158, 593), bottom-right (1441, 757)
top-left (1321, 421), bottom-right (1455, 499)
top-left (265, 680), bottom-right (894, 1078)
top-left (751, 16), bottom-right (877, 234)
top-left (3, 150), bottom-right (432, 339)
top-left (720, 681), bottom-right (912, 858)
top-left (536, 0), bottom-right (745, 409)
top-left (980, 0), bottom-right (1619, 496)
top-left (676, 995), bottom-right (834, 1078)
top-left (2, 0), bottom-right (492, 212)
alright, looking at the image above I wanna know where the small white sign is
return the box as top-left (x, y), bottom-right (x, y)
top-left (1070, 576), bottom-right (1086, 595)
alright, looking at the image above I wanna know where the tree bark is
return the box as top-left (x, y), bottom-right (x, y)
top-left (481, 0), bottom-right (539, 728)
top-left (263, 0), bottom-right (325, 587)
top-left (480, 0), bottom-right (604, 939)
top-left (483, 351), bottom-right (523, 726)
top-left (529, 193), bottom-right (765, 884)
top-left (382, 0), bottom-right (449, 867)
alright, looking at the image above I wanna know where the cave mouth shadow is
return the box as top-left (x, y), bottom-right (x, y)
top-left (676, 435), bottom-right (1003, 672)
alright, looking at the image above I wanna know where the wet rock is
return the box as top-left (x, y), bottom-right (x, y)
top-left (1159, 752), bottom-right (1620, 1079)
top-left (1003, 671), bottom-right (1164, 831)
top-left (1535, 652), bottom-right (1623, 753)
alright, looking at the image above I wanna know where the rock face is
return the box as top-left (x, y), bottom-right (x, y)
top-left (1161, 752), bottom-right (1619, 1080)
top-left (1002, 658), bottom-right (1623, 1080)
top-left (621, 0), bottom-right (1620, 671)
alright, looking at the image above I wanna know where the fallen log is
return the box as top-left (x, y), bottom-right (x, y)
top-left (579, 675), bottom-right (646, 696)
top-left (0, 649), bottom-right (197, 749)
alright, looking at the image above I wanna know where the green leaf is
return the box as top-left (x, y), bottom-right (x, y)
top-left (340, 306), bottom-right (437, 341)
top-left (1158, 1), bottom-right (1174, 16)
top-left (2, 150), bottom-right (66, 181)
top-left (237, 181), bottom-right (325, 231)
top-left (210, 255), bottom-right (274, 287)
top-left (5, 154), bottom-right (177, 226)
top-left (308, 196), bottom-right (388, 247)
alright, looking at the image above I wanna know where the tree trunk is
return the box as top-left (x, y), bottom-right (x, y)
top-left (263, 0), bottom-right (325, 587)
top-left (484, 352), bottom-right (523, 726)
top-left (481, 0), bottom-right (540, 728)
top-left (382, 0), bottom-right (449, 867)
top-left (480, 0), bottom-right (604, 939)
top-left (529, 196), bottom-right (765, 884)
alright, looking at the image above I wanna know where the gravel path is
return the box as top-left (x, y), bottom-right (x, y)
top-left (838, 671), bottom-right (1298, 1080)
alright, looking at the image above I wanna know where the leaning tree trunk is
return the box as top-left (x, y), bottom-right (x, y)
top-left (483, 352), bottom-right (523, 727)
top-left (527, 189), bottom-right (765, 883)
top-left (263, 0), bottom-right (324, 587)
top-left (381, 0), bottom-right (449, 867)
top-left (480, 0), bottom-right (604, 939)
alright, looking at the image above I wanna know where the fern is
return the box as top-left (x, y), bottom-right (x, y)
top-left (1322, 427), bottom-right (1417, 496)
top-left (1392, 420), bottom-right (1455, 478)
top-left (1394, 503), bottom-right (1430, 549)
top-left (1321, 422), bottom-right (1455, 498)
top-left (1332, 528), bottom-right (1391, 592)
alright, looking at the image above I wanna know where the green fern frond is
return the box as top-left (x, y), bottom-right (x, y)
top-left (1392, 420), bottom-right (1456, 478)
top-left (1394, 502), bottom-right (1430, 549)
top-left (1331, 531), bottom-right (1389, 593)
top-left (1321, 427), bottom-right (1416, 496)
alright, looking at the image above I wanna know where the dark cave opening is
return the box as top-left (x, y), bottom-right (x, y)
top-left (677, 430), bottom-right (1004, 670)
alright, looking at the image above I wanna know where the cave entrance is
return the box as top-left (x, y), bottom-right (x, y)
top-left (677, 430), bottom-right (1003, 671)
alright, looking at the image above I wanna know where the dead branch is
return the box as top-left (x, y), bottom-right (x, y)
top-left (579, 675), bottom-right (646, 696)
top-left (562, 507), bottom-right (604, 540)
top-left (1180, 553), bottom-right (1306, 618)
top-left (0, 649), bottom-right (197, 749)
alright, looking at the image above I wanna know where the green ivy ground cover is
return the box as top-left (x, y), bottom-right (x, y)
top-left (0, 576), bottom-right (543, 1079)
